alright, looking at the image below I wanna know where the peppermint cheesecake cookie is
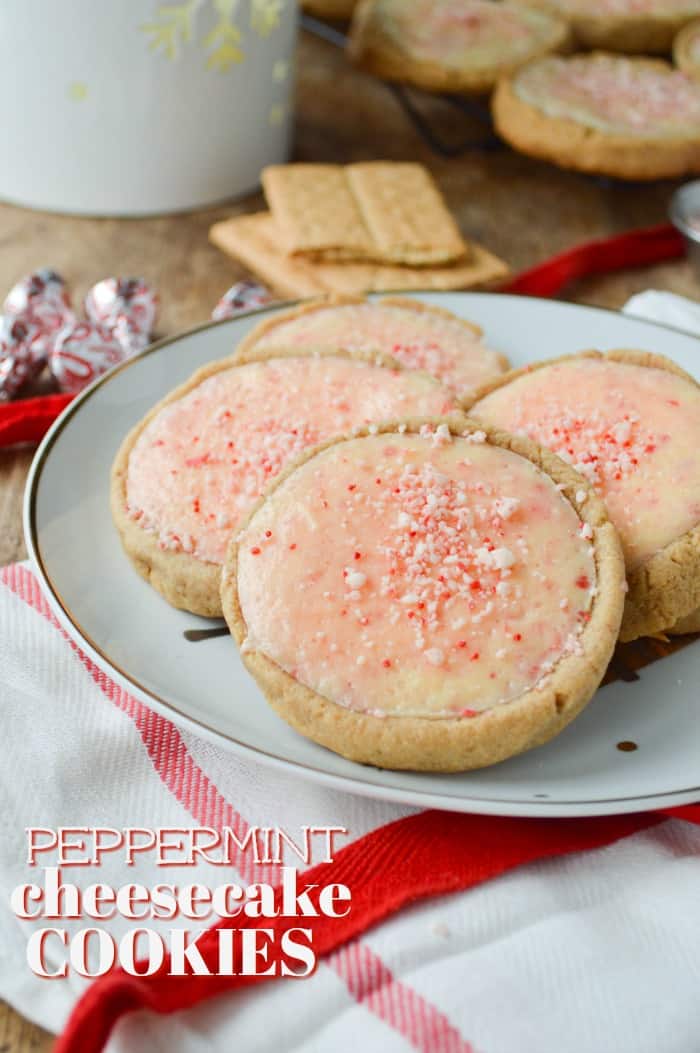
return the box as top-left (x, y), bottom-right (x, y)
top-left (515, 0), bottom-right (700, 53)
top-left (470, 351), bottom-right (700, 641)
top-left (348, 0), bottom-right (571, 95)
top-left (112, 351), bottom-right (455, 617)
top-left (237, 296), bottom-right (508, 400)
top-left (493, 52), bottom-right (700, 180)
top-left (222, 419), bottom-right (624, 771)
top-left (674, 18), bottom-right (700, 80)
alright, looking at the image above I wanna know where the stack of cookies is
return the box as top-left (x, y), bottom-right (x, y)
top-left (111, 287), bottom-right (700, 773)
top-left (345, 0), bottom-right (700, 180)
top-left (210, 161), bottom-right (508, 297)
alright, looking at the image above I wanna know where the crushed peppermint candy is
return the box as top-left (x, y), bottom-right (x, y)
top-left (125, 356), bottom-right (454, 564)
top-left (237, 433), bottom-right (598, 719)
top-left (345, 570), bottom-right (367, 589)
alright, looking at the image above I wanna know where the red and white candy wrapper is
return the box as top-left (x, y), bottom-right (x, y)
top-left (4, 268), bottom-right (75, 335)
top-left (48, 321), bottom-right (127, 395)
top-left (85, 277), bottom-right (158, 353)
top-left (0, 315), bottom-right (49, 401)
top-left (212, 280), bottom-right (275, 321)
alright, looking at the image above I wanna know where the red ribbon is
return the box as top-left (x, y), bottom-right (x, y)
top-left (501, 222), bottom-right (685, 298)
top-left (0, 393), bottom-right (74, 448)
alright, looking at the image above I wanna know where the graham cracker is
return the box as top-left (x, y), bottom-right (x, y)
top-left (209, 212), bottom-right (509, 297)
top-left (261, 162), bottom-right (468, 266)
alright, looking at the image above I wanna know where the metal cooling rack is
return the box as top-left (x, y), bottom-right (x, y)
top-left (301, 13), bottom-right (503, 157)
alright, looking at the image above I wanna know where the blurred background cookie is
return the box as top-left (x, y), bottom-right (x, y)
top-left (348, 0), bottom-right (571, 95)
top-left (674, 17), bottom-right (700, 78)
top-left (493, 52), bottom-right (700, 179)
top-left (513, 0), bottom-right (700, 54)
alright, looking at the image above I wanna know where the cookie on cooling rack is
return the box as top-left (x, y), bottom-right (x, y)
top-left (513, 0), bottom-right (700, 54)
top-left (222, 418), bottom-right (624, 772)
top-left (348, 0), bottom-right (571, 95)
top-left (492, 52), bottom-right (700, 179)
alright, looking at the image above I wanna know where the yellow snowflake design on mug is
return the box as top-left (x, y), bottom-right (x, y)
top-left (141, 0), bottom-right (286, 69)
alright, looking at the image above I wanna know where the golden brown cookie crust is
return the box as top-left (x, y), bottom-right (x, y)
top-left (667, 606), bottom-right (700, 634)
top-left (348, 0), bottom-right (572, 96)
top-left (674, 18), bottom-right (700, 79)
top-left (111, 346), bottom-right (450, 618)
top-left (221, 415), bottom-right (625, 772)
top-left (236, 293), bottom-right (509, 376)
top-left (467, 349), bottom-right (700, 642)
top-left (513, 0), bottom-right (700, 53)
top-left (492, 59), bottom-right (700, 180)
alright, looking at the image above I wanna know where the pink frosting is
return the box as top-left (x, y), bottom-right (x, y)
top-left (247, 302), bottom-right (505, 398)
top-left (516, 54), bottom-right (700, 136)
top-left (380, 0), bottom-right (557, 68)
top-left (472, 358), bottom-right (700, 568)
top-left (237, 428), bottom-right (595, 717)
top-left (125, 356), bottom-right (455, 565)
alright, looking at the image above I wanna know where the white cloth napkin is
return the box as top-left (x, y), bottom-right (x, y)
top-left (1, 292), bottom-right (699, 1053)
top-left (623, 289), bottom-right (700, 335)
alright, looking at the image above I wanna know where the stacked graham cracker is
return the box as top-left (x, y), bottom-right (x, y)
top-left (210, 162), bottom-right (508, 297)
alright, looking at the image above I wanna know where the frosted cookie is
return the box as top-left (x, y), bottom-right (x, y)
top-left (236, 297), bottom-right (508, 399)
top-left (470, 351), bottom-right (700, 641)
top-left (515, 0), bottom-right (700, 53)
top-left (111, 350), bottom-right (456, 618)
top-left (348, 0), bottom-right (571, 96)
top-left (222, 419), bottom-right (624, 772)
top-left (493, 53), bottom-right (700, 180)
top-left (674, 18), bottom-right (700, 80)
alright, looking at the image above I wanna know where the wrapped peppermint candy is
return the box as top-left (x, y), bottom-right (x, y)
top-left (4, 268), bottom-right (75, 334)
top-left (212, 280), bottom-right (274, 321)
top-left (49, 321), bottom-right (127, 395)
top-left (0, 315), bottom-right (49, 400)
top-left (85, 277), bottom-right (158, 354)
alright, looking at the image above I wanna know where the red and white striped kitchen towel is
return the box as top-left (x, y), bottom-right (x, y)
top-left (2, 558), bottom-right (700, 1053)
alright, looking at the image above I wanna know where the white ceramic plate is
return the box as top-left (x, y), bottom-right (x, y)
top-left (25, 293), bottom-right (700, 817)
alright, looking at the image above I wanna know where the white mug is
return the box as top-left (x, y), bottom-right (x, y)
top-left (0, 0), bottom-right (298, 216)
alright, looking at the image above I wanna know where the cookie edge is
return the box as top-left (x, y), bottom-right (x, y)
top-left (221, 414), bottom-right (625, 772)
top-left (348, 0), bottom-right (572, 95)
top-left (492, 57), bottom-right (700, 179)
top-left (467, 348), bottom-right (700, 640)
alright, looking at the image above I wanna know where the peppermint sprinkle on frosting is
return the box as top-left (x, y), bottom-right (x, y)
top-left (237, 431), bottom-right (597, 719)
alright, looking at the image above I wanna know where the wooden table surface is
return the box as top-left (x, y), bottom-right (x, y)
top-left (2, 25), bottom-right (699, 1051)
